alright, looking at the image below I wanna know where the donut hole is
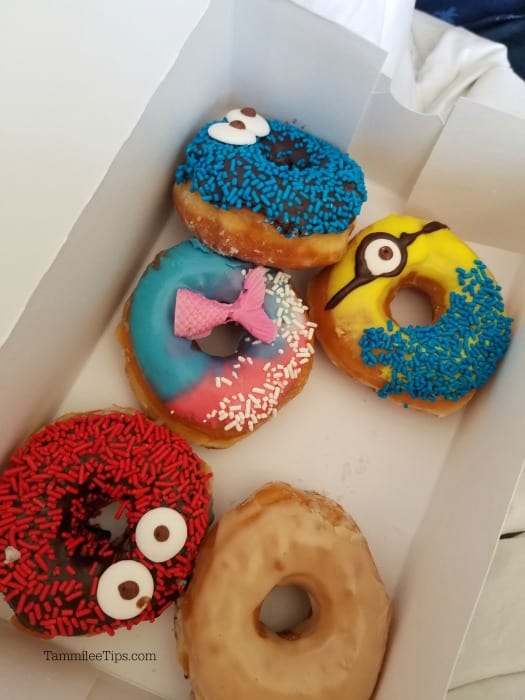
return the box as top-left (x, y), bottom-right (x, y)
top-left (389, 287), bottom-right (434, 327)
top-left (88, 501), bottom-right (128, 542)
top-left (262, 135), bottom-right (311, 170)
top-left (258, 584), bottom-right (313, 639)
top-left (193, 323), bottom-right (245, 358)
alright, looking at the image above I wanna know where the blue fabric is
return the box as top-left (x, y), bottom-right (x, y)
top-left (416, 0), bottom-right (525, 78)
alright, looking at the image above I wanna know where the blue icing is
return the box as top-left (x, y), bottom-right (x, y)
top-left (175, 118), bottom-right (366, 237)
top-left (129, 238), bottom-right (288, 400)
top-left (359, 261), bottom-right (513, 402)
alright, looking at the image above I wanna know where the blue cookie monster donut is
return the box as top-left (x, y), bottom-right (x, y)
top-left (173, 107), bottom-right (367, 269)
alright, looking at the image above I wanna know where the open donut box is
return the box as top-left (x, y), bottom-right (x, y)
top-left (1, 1), bottom-right (524, 698)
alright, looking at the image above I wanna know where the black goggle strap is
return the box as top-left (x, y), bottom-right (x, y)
top-left (324, 221), bottom-right (448, 311)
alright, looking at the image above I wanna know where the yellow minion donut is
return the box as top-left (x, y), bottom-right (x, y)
top-left (308, 214), bottom-right (513, 416)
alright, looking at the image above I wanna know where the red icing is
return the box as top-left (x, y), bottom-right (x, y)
top-left (0, 411), bottom-right (211, 637)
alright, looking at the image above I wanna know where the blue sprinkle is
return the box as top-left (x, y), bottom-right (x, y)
top-left (175, 118), bottom-right (366, 238)
top-left (358, 261), bottom-right (513, 402)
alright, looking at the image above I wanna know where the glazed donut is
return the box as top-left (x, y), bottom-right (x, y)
top-left (173, 107), bottom-right (367, 269)
top-left (176, 482), bottom-right (391, 700)
top-left (0, 410), bottom-right (211, 638)
top-left (118, 238), bottom-right (315, 448)
top-left (308, 214), bottom-right (513, 416)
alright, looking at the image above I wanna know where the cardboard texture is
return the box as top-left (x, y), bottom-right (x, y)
top-left (1, 1), bottom-right (524, 699)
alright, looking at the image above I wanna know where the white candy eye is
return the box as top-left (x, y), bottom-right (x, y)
top-left (135, 507), bottom-right (187, 563)
top-left (96, 560), bottom-right (154, 620)
top-left (226, 107), bottom-right (270, 137)
top-left (208, 120), bottom-right (256, 145)
top-left (363, 238), bottom-right (403, 276)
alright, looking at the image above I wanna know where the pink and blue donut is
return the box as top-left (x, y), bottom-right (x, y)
top-left (119, 238), bottom-right (315, 447)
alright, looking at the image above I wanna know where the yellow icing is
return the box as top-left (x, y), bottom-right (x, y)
top-left (327, 213), bottom-right (480, 339)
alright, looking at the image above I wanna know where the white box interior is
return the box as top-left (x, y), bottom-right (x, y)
top-left (1, 1), bottom-right (524, 699)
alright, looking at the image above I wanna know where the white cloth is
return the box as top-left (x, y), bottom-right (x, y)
top-left (292, 0), bottom-right (525, 120)
top-left (403, 10), bottom-right (525, 119)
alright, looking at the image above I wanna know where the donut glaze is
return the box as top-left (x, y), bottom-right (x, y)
top-left (0, 411), bottom-right (211, 637)
top-left (308, 214), bottom-right (513, 415)
top-left (173, 110), bottom-right (366, 268)
top-left (176, 482), bottom-right (391, 700)
top-left (118, 238), bottom-right (315, 448)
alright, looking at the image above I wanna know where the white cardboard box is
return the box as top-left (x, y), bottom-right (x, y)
top-left (1, 1), bottom-right (524, 699)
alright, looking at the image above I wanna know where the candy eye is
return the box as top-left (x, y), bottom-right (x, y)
top-left (226, 106), bottom-right (270, 137)
top-left (363, 238), bottom-right (403, 276)
top-left (135, 507), bottom-right (187, 563)
top-left (96, 560), bottom-right (154, 620)
top-left (208, 120), bottom-right (256, 145)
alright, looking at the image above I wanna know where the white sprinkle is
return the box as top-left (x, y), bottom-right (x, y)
top-left (215, 376), bottom-right (221, 388)
top-left (299, 357), bottom-right (310, 365)
top-left (263, 362), bottom-right (271, 371)
top-left (224, 419), bottom-right (237, 431)
top-left (247, 357), bottom-right (253, 365)
top-left (252, 387), bottom-right (265, 395)
top-left (221, 377), bottom-right (232, 386)
top-left (238, 356), bottom-right (246, 363)
top-left (278, 348), bottom-right (285, 355)
top-left (3, 546), bottom-right (20, 564)
top-left (232, 371), bottom-right (239, 379)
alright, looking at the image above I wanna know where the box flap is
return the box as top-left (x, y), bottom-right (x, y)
top-left (231, 0), bottom-right (387, 149)
top-left (408, 97), bottom-right (525, 252)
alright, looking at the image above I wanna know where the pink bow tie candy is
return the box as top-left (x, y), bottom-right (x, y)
top-left (174, 267), bottom-right (277, 344)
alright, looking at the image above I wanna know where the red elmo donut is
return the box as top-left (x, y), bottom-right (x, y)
top-left (0, 410), bottom-right (212, 637)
